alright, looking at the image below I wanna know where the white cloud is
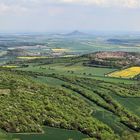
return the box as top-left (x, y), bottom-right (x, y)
top-left (0, 0), bottom-right (140, 13)
top-left (0, 3), bottom-right (9, 12)
top-left (0, 1), bottom-right (28, 14)
top-left (122, 0), bottom-right (139, 8)
top-left (58, 0), bottom-right (106, 5)
top-left (57, 0), bottom-right (140, 8)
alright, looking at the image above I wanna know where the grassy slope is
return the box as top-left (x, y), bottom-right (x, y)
top-left (0, 70), bottom-right (118, 140)
top-left (22, 70), bottom-right (139, 136)
top-left (38, 73), bottom-right (140, 135)
top-left (11, 126), bottom-right (88, 140)
top-left (17, 62), bottom-right (135, 84)
top-left (1, 56), bottom-right (140, 140)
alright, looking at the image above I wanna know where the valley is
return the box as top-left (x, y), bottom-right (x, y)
top-left (0, 33), bottom-right (140, 140)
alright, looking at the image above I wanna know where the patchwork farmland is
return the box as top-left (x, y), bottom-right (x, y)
top-left (1, 32), bottom-right (140, 140)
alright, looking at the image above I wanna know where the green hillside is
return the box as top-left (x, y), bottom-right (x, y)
top-left (1, 53), bottom-right (140, 140)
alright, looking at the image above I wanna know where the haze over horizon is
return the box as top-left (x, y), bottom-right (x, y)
top-left (0, 0), bottom-right (140, 32)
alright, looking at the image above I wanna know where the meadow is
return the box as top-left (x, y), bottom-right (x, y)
top-left (17, 60), bottom-right (135, 85)
top-left (1, 127), bottom-right (88, 140)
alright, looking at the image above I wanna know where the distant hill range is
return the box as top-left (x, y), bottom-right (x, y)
top-left (107, 39), bottom-right (140, 46)
top-left (65, 30), bottom-right (88, 36)
top-left (7, 48), bottom-right (40, 57)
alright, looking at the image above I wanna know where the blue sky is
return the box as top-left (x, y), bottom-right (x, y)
top-left (0, 0), bottom-right (140, 32)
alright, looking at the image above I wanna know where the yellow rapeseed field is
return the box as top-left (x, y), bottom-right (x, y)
top-left (108, 66), bottom-right (140, 78)
top-left (1, 65), bottom-right (19, 68)
top-left (52, 48), bottom-right (69, 52)
top-left (17, 56), bottom-right (48, 60)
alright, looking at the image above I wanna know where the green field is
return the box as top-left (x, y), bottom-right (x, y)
top-left (18, 63), bottom-right (115, 75)
top-left (111, 94), bottom-right (140, 116)
top-left (17, 60), bottom-right (136, 84)
top-left (1, 55), bottom-right (140, 140)
top-left (2, 127), bottom-right (87, 140)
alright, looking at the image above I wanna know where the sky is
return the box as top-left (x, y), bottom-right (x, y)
top-left (0, 0), bottom-right (140, 32)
